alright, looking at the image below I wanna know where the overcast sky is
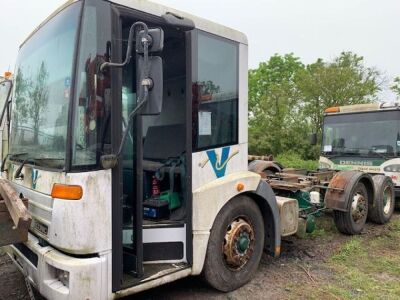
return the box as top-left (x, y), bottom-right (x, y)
top-left (1, 0), bottom-right (399, 99)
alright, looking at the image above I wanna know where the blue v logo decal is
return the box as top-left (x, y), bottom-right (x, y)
top-left (202, 147), bottom-right (239, 178)
top-left (206, 147), bottom-right (231, 178)
top-left (32, 169), bottom-right (39, 189)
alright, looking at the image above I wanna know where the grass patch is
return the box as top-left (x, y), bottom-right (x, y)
top-left (331, 237), bottom-right (363, 262)
top-left (309, 228), bottom-right (329, 238)
top-left (327, 220), bottom-right (400, 299)
top-left (276, 152), bottom-right (318, 170)
top-left (308, 214), bottom-right (338, 238)
top-left (289, 216), bottom-right (400, 299)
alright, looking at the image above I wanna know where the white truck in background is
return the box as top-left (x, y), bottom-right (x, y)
top-left (320, 103), bottom-right (400, 212)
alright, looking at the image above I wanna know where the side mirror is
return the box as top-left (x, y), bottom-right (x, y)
top-left (310, 133), bottom-right (317, 146)
top-left (138, 56), bottom-right (163, 115)
top-left (100, 23), bottom-right (164, 71)
top-left (136, 28), bottom-right (164, 54)
top-left (100, 23), bottom-right (165, 169)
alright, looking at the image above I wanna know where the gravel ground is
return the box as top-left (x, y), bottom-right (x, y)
top-left (1, 213), bottom-right (399, 300)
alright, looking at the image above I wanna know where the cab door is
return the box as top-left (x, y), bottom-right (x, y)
top-left (110, 5), bottom-right (195, 291)
top-left (111, 11), bottom-right (144, 291)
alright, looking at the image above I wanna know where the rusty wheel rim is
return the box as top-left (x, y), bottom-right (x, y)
top-left (351, 192), bottom-right (367, 223)
top-left (223, 217), bottom-right (255, 270)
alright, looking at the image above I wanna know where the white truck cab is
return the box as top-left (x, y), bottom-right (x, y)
top-left (1, 1), bottom-right (286, 299)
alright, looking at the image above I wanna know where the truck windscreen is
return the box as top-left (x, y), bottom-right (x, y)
top-left (323, 110), bottom-right (400, 158)
top-left (9, 2), bottom-right (81, 169)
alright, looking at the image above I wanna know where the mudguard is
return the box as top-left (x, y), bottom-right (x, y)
top-left (325, 171), bottom-right (375, 212)
top-left (247, 180), bottom-right (281, 257)
top-left (248, 160), bottom-right (283, 177)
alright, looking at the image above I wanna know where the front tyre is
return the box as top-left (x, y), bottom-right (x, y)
top-left (333, 182), bottom-right (369, 235)
top-left (203, 196), bottom-right (265, 292)
top-left (368, 175), bottom-right (394, 224)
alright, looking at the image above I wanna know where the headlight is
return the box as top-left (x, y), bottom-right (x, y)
top-left (384, 165), bottom-right (400, 172)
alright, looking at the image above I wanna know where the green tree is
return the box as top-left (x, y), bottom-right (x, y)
top-left (12, 68), bottom-right (30, 133)
top-left (297, 52), bottom-right (381, 142)
top-left (248, 52), bottom-right (382, 161)
top-left (391, 77), bottom-right (400, 99)
top-left (248, 54), bottom-right (307, 156)
top-left (28, 62), bottom-right (49, 144)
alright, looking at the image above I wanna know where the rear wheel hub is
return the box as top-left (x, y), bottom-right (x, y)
top-left (237, 235), bottom-right (250, 253)
top-left (351, 193), bottom-right (367, 223)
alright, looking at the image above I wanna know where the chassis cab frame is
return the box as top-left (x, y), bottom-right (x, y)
top-left (2, 0), bottom-right (283, 299)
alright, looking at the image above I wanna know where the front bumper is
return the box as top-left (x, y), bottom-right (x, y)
top-left (5, 233), bottom-right (109, 300)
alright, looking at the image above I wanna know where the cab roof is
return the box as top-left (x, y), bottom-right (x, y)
top-left (325, 102), bottom-right (399, 115)
top-left (112, 0), bottom-right (248, 44)
top-left (22, 0), bottom-right (248, 48)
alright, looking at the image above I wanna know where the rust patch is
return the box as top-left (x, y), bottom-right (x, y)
top-left (325, 171), bottom-right (362, 211)
top-left (248, 160), bottom-right (281, 178)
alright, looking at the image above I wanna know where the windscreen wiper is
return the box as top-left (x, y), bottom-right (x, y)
top-left (323, 152), bottom-right (359, 158)
top-left (14, 157), bottom-right (33, 179)
top-left (14, 157), bottom-right (63, 179)
top-left (369, 151), bottom-right (388, 160)
top-left (1, 152), bottom-right (28, 172)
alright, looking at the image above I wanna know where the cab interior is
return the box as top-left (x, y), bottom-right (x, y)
top-left (120, 16), bottom-right (189, 284)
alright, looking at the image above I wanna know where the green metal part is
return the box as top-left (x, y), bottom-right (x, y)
top-left (306, 215), bottom-right (316, 233)
top-left (159, 191), bottom-right (181, 210)
top-left (293, 191), bottom-right (313, 209)
top-left (237, 235), bottom-right (250, 253)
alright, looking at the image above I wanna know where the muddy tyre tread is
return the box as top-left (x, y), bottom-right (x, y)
top-left (333, 182), bottom-right (368, 235)
top-left (368, 175), bottom-right (394, 224)
top-left (202, 196), bottom-right (264, 292)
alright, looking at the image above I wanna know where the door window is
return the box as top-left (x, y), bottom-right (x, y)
top-left (192, 32), bottom-right (239, 151)
top-left (72, 0), bottom-right (112, 167)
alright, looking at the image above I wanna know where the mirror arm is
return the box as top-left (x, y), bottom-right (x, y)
top-left (100, 22), bottom-right (155, 169)
top-left (99, 21), bottom-right (149, 72)
top-left (138, 34), bottom-right (150, 86)
top-left (101, 87), bottom-right (149, 169)
top-left (115, 86), bottom-right (149, 157)
top-left (115, 38), bottom-right (152, 157)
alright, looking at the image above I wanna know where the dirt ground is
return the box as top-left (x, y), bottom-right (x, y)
top-left (1, 212), bottom-right (400, 300)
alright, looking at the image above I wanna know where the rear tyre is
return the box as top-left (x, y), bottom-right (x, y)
top-left (203, 196), bottom-right (265, 292)
top-left (333, 182), bottom-right (369, 235)
top-left (368, 175), bottom-right (394, 224)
